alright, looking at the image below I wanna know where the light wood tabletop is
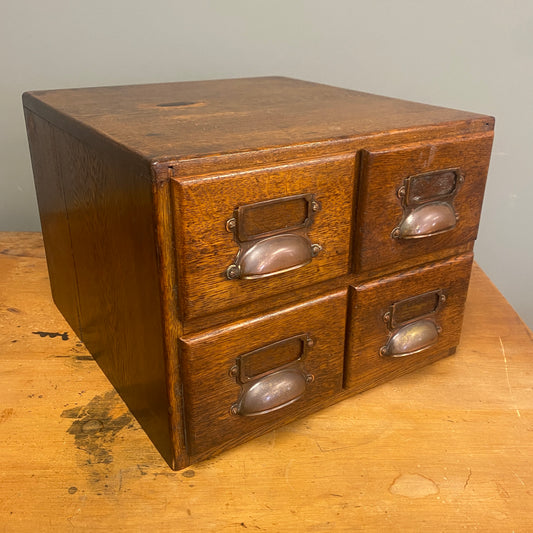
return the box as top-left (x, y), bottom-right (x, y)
top-left (1, 232), bottom-right (532, 532)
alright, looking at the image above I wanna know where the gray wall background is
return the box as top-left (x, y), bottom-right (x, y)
top-left (2, 1), bottom-right (532, 328)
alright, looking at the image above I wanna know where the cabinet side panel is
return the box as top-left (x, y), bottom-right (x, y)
top-left (24, 110), bottom-right (81, 334)
top-left (46, 123), bottom-right (174, 467)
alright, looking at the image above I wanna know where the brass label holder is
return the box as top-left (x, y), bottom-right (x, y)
top-left (392, 168), bottom-right (464, 240)
top-left (225, 194), bottom-right (322, 280)
top-left (380, 289), bottom-right (446, 357)
top-left (229, 334), bottom-right (315, 417)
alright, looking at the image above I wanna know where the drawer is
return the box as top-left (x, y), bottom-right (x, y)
top-left (179, 290), bottom-right (347, 457)
top-left (172, 154), bottom-right (355, 319)
top-left (355, 134), bottom-right (493, 273)
top-left (344, 254), bottom-right (473, 391)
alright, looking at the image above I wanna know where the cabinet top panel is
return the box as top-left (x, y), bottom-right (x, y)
top-left (23, 76), bottom-right (493, 163)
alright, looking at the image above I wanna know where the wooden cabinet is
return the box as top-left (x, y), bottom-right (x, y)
top-left (23, 77), bottom-right (494, 469)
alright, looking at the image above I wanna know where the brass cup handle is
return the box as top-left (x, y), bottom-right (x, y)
top-left (380, 318), bottom-right (441, 357)
top-left (230, 367), bottom-right (314, 417)
top-left (392, 168), bottom-right (463, 240)
top-left (392, 202), bottom-right (457, 239)
top-left (225, 193), bottom-right (322, 280)
top-left (226, 234), bottom-right (322, 280)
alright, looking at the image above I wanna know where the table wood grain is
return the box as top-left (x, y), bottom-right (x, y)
top-left (1, 232), bottom-right (532, 532)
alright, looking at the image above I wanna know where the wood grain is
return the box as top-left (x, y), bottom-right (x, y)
top-left (24, 111), bottom-right (81, 334)
top-left (172, 154), bottom-right (355, 319)
top-left (345, 253), bottom-right (474, 390)
top-left (355, 133), bottom-right (493, 273)
top-left (180, 290), bottom-right (347, 459)
top-left (150, 172), bottom-right (189, 470)
top-left (179, 241), bottom-right (476, 335)
top-left (22, 77), bottom-right (493, 164)
top-left (26, 116), bottom-right (176, 467)
top-left (1, 233), bottom-right (532, 531)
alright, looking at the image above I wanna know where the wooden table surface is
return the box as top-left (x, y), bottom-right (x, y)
top-left (1, 232), bottom-right (532, 532)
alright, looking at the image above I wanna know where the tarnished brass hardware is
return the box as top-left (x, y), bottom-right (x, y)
top-left (380, 289), bottom-right (445, 357)
top-left (228, 234), bottom-right (316, 280)
top-left (393, 168), bottom-right (463, 240)
top-left (225, 217), bottom-right (237, 232)
top-left (226, 194), bottom-right (322, 280)
top-left (235, 334), bottom-right (311, 383)
top-left (231, 368), bottom-right (310, 416)
top-left (226, 193), bottom-right (319, 242)
top-left (391, 227), bottom-right (401, 239)
top-left (380, 318), bottom-right (439, 357)
top-left (225, 264), bottom-right (241, 280)
top-left (393, 203), bottom-right (457, 239)
top-left (310, 243), bottom-right (322, 257)
top-left (386, 289), bottom-right (443, 329)
top-left (230, 334), bottom-right (314, 416)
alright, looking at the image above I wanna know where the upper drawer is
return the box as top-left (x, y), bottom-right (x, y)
top-left (355, 133), bottom-right (493, 273)
top-left (172, 154), bottom-right (356, 320)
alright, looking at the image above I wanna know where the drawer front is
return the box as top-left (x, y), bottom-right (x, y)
top-left (355, 134), bottom-right (492, 273)
top-left (172, 154), bottom-right (355, 319)
top-left (344, 254), bottom-right (473, 391)
top-left (179, 290), bottom-right (347, 457)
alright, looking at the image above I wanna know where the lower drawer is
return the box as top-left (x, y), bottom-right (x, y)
top-left (344, 253), bottom-right (473, 391)
top-left (179, 289), bottom-right (347, 457)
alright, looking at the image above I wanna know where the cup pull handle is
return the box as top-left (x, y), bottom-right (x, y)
top-left (392, 168), bottom-right (463, 240)
top-left (226, 234), bottom-right (322, 280)
top-left (225, 193), bottom-right (322, 280)
top-left (231, 367), bottom-right (313, 416)
top-left (380, 318), bottom-right (440, 357)
top-left (392, 202), bottom-right (457, 239)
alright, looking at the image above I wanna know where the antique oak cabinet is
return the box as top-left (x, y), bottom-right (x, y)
top-left (23, 77), bottom-right (494, 469)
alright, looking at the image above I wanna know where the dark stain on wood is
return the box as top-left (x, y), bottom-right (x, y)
top-left (61, 406), bottom-right (84, 418)
top-left (0, 408), bottom-right (14, 423)
top-left (53, 354), bottom-right (91, 360)
top-left (63, 390), bottom-right (133, 465)
top-left (156, 101), bottom-right (203, 108)
top-left (53, 347), bottom-right (94, 369)
top-left (137, 464), bottom-right (149, 476)
top-left (0, 243), bottom-right (46, 258)
top-left (33, 331), bottom-right (69, 340)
